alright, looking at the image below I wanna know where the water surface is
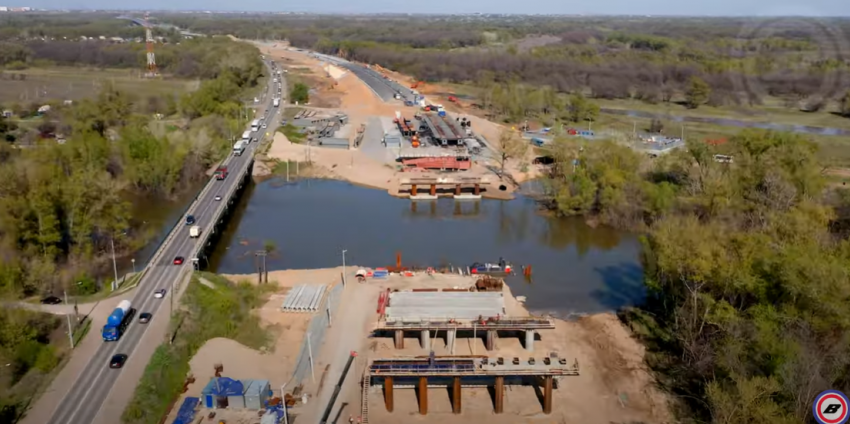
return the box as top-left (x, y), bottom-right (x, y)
top-left (209, 179), bottom-right (645, 316)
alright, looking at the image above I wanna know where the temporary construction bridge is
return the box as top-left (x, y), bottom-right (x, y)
top-left (365, 355), bottom-right (579, 416)
top-left (399, 175), bottom-right (490, 199)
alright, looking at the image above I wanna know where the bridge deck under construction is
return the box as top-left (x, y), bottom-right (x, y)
top-left (373, 317), bottom-right (554, 352)
top-left (366, 356), bottom-right (579, 416)
top-left (377, 317), bottom-right (555, 331)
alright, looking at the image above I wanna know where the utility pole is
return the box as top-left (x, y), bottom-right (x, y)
top-left (66, 313), bottom-right (74, 349)
top-left (131, 258), bottom-right (136, 274)
top-left (341, 249), bottom-right (347, 286)
top-left (255, 250), bottom-right (268, 284)
top-left (110, 236), bottom-right (119, 291)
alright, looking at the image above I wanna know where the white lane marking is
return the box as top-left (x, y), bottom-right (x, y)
top-left (61, 264), bottom-right (185, 424)
top-left (55, 81), bottom-right (275, 424)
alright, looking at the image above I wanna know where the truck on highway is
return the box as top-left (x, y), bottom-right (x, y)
top-left (102, 300), bottom-right (134, 341)
top-left (273, 98), bottom-right (280, 108)
top-left (251, 119), bottom-right (261, 132)
top-left (233, 140), bottom-right (246, 156)
top-left (215, 166), bottom-right (228, 180)
top-left (189, 225), bottom-right (201, 238)
top-left (242, 130), bottom-right (252, 140)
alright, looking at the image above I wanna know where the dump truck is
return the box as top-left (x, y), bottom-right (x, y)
top-left (214, 166), bottom-right (228, 180)
top-left (189, 225), bottom-right (201, 238)
top-left (102, 300), bottom-right (133, 341)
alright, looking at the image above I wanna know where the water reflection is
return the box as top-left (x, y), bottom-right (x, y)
top-left (210, 179), bottom-right (645, 315)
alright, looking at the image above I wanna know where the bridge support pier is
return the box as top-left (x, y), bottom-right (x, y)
top-left (543, 375), bottom-right (553, 414)
top-left (525, 330), bottom-right (535, 352)
top-left (420, 330), bottom-right (431, 350)
top-left (494, 376), bottom-right (504, 413)
top-left (486, 329), bottom-right (497, 351)
top-left (384, 377), bottom-right (394, 412)
top-left (452, 376), bottom-right (462, 414)
top-left (411, 184), bottom-right (417, 196)
top-left (474, 184), bottom-right (480, 195)
top-left (394, 330), bottom-right (404, 349)
top-left (418, 377), bottom-right (428, 415)
top-left (446, 329), bottom-right (456, 354)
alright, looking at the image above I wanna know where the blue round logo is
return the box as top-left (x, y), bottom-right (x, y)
top-left (814, 390), bottom-right (849, 424)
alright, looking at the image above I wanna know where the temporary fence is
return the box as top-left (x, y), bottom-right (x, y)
top-left (290, 280), bottom-right (344, 385)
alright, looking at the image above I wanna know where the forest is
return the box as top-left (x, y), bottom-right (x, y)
top-left (0, 36), bottom-right (264, 299)
top-left (154, 14), bottom-right (850, 113)
top-left (539, 128), bottom-right (850, 423)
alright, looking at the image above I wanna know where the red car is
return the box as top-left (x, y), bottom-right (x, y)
top-left (173, 256), bottom-right (184, 265)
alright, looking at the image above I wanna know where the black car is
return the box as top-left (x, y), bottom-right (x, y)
top-left (110, 354), bottom-right (128, 369)
top-left (40, 295), bottom-right (62, 305)
top-left (138, 312), bottom-right (152, 323)
top-left (186, 215), bottom-right (195, 225)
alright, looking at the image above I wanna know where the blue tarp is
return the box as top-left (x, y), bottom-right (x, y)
top-left (172, 397), bottom-right (199, 424)
top-left (201, 377), bottom-right (245, 396)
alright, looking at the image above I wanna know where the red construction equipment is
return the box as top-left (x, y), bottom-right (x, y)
top-left (411, 81), bottom-right (424, 89)
top-left (448, 95), bottom-right (458, 103)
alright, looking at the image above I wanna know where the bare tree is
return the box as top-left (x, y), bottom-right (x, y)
top-left (493, 129), bottom-right (529, 181)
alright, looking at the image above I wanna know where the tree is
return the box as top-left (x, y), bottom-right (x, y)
top-left (493, 129), bottom-right (528, 180)
top-left (566, 94), bottom-right (600, 124)
top-left (685, 76), bottom-right (711, 109)
top-left (840, 90), bottom-right (850, 117)
top-left (290, 82), bottom-right (309, 104)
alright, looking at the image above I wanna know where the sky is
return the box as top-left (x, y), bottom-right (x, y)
top-left (7, 0), bottom-right (850, 17)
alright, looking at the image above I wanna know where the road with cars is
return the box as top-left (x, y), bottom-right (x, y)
top-left (44, 60), bottom-right (282, 424)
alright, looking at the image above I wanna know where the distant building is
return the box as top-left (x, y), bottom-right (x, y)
top-left (0, 7), bottom-right (8, 12)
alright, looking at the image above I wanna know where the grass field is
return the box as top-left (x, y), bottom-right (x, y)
top-left (0, 67), bottom-right (199, 104)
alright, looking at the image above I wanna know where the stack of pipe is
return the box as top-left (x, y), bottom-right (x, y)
top-left (280, 284), bottom-right (327, 312)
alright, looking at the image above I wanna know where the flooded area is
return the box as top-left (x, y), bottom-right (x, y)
top-left (208, 178), bottom-right (645, 316)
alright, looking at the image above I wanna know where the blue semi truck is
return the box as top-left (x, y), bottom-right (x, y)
top-left (102, 300), bottom-right (134, 341)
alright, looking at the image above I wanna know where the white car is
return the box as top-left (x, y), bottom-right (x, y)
top-left (262, 123), bottom-right (267, 129)
top-left (153, 289), bottom-right (166, 299)
top-left (214, 195), bottom-right (222, 201)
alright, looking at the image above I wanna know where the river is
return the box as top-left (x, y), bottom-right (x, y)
top-left (206, 178), bottom-right (645, 317)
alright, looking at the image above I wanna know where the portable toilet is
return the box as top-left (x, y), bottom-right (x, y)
top-left (243, 379), bottom-right (271, 410)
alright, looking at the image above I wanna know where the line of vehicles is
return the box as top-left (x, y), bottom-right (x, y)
top-left (101, 59), bottom-right (284, 371)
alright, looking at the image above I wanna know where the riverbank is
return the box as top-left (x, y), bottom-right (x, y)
top-left (176, 267), bottom-right (670, 424)
top-left (255, 131), bottom-right (520, 200)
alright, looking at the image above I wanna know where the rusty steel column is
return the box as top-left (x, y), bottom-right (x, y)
top-left (411, 184), bottom-right (417, 196)
top-left (474, 183), bottom-right (480, 195)
top-left (430, 184), bottom-right (436, 196)
top-left (543, 376), bottom-right (553, 414)
top-left (385, 377), bottom-right (394, 412)
top-left (418, 376), bottom-right (428, 415)
top-left (394, 330), bottom-right (404, 349)
top-left (494, 376), bottom-right (504, 414)
top-left (455, 184), bottom-right (461, 195)
top-left (486, 330), bottom-right (497, 350)
top-left (452, 376), bottom-right (462, 414)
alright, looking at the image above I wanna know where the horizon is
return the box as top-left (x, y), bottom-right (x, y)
top-left (1, 1), bottom-right (848, 18)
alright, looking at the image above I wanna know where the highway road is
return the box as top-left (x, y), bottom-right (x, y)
top-left (45, 60), bottom-right (282, 424)
top-left (312, 52), bottom-right (417, 103)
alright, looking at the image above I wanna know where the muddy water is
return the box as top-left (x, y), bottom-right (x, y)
top-left (207, 179), bottom-right (645, 316)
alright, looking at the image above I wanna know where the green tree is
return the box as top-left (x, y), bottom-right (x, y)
top-left (566, 94), bottom-right (599, 123)
top-left (290, 82), bottom-right (309, 104)
top-left (685, 76), bottom-right (711, 109)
